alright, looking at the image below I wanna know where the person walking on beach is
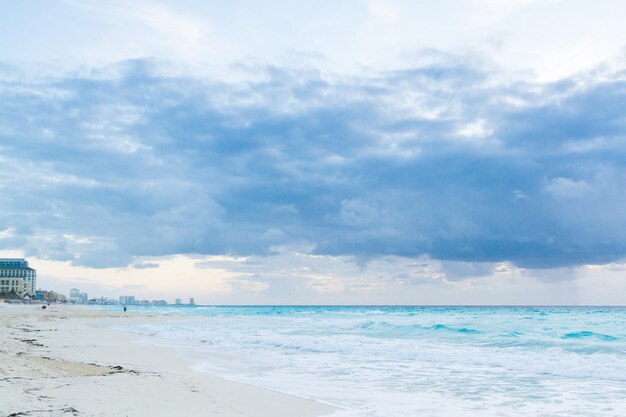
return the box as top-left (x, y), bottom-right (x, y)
top-left (123, 305), bottom-right (127, 312)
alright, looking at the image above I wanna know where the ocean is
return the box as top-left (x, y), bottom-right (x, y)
top-left (117, 306), bottom-right (626, 416)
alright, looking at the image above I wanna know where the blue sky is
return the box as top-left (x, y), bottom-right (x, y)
top-left (2, 0), bottom-right (626, 304)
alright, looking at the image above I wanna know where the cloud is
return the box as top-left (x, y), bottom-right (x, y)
top-left (132, 262), bottom-right (159, 269)
top-left (2, 56), bottom-right (626, 270)
top-left (545, 177), bottom-right (592, 199)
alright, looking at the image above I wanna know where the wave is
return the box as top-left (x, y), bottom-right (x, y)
top-left (429, 324), bottom-right (480, 334)
top-left (334, 320), bottom-right (482, 337)
top-left (562, 331), bottom-right (619, 341)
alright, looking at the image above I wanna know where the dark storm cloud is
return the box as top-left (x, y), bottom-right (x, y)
top-left (2, 58), bottom-right (626, 269)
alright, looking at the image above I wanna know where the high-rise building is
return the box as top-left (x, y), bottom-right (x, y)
top-left (119, 295), bottom-right (135, 305)
top-left (69, 288), bottom-right (88, 304)
top-left (189, 297), bottom-right (195, 306)
top-left (175, 298), bottom-right (182, 305)
top-left (0, 258), bottom-right (36, 296)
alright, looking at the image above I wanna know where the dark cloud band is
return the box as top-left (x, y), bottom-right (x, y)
top-left (1, 58), bottom-right (625, 269)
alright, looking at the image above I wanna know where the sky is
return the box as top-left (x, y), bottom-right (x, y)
top-left (2, 0), bottom-right (626, 304)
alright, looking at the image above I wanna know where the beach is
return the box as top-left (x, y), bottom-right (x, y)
top-left (3, 304), bottom-right (626, 417)
top-left (0, 304), bottom-right (336, 417)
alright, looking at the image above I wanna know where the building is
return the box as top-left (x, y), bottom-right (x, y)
top-left (175, 298), bottom-right (182, 305)
top-left (87, 296), bottom-right (117, 305)
top-left (0, 278), bottom-right (29, 298)
top-left (69, 288), bottom-right (88, 304)
top-left (35, 290), bottom-right (67, 303)
top-left (189, 297), bottom-right (195, 306)
top-left (119, 295), bottom-right (135, 305)
top-left (0, 258), bottom-right (36, 296)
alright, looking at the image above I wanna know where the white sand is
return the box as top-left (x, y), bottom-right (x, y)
top-left (0, 304), bottom-right (337, 417)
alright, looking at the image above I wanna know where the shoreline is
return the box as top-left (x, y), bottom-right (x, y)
top-left (0, 304), bottom-right (337, 417)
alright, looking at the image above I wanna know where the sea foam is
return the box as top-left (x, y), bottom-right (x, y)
top-left (120, 306), bottom-right (626, 417)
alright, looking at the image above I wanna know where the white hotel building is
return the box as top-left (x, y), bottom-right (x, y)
top-left (0, 258), bottom-right (37, 297)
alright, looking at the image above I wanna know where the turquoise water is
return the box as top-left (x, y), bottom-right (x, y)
top-left (121, 306), bottom-right (626, 416)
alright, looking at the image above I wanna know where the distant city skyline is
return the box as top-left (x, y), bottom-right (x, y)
top-left (3, 1), bottom-right (626, 304)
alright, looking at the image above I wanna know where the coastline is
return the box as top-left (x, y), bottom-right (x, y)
top-left (0, 304), bottom-right (337, 417)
